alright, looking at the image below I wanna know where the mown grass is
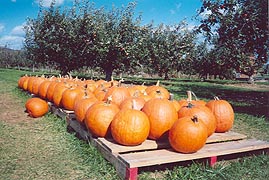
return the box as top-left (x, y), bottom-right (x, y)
top-left (0, 68), bottom-right (269, 180)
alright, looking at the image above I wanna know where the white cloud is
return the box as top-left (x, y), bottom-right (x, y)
top-left (0, 35), bottom-right (25, 50)
top-left (0, 24), bottom-right (4, 33)
top-left (10, 25), bottom-right (25, 36)
top-left (199, 9), bottom-right (212, 19)
top-left (36, 0), bottom-right (64, 7)
top-left (11, 0), bottom-right (16, 2)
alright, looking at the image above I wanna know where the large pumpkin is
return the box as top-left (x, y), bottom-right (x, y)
top-left (25, 97), bottom-right (49, 118)
top-left (178, 103), bottom-right (216, 137)
top-left (84, 99), bottom-right (120, 137)
top-left (111, 109), bottom-right (150, 146)
top-left (142, 98), bottom-right (178, 140)
top-left (169, 116), bottom-right (208, 153)
top-left (206, 97), bottom-right (234, 133)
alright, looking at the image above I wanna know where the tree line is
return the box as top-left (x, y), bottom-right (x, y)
top-left (2, 0), bottom-right (268, 81)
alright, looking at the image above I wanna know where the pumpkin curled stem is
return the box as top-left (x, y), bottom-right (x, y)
top-left (214, 96), bottom-right (220, 100)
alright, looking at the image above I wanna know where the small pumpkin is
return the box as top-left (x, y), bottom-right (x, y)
top-left (111, 108), bottom-right (150, 146)
top-left (206, 97), bottom-right (234, 133)
top-left (169, 116), bottom-right (208, 153)
top-left (25, 97), bottom-right (49, 118)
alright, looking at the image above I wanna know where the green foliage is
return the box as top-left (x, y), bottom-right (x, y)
top-left (197, 0), bottom-right (269, 78)
top-left (24, 1), bottom-right (197, 80)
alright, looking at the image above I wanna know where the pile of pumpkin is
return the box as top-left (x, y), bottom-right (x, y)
top-left (18, 75), bottom-right (234, 154)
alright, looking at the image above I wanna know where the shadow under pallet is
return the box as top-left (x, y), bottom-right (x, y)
top-left (50, 104), bottom-right (269, 180)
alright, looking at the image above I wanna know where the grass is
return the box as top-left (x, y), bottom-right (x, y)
top-left (0, 68), bottom-right (269, 180)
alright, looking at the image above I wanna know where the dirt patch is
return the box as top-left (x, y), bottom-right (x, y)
top-left (0, 93), bottom-right (33, 124)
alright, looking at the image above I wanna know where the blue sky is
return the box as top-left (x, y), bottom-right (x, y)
top-left (0, 0), bottom-right (203, 50)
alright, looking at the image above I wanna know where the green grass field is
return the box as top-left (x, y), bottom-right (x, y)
top-left (0, 68), bottom-right (268, 180)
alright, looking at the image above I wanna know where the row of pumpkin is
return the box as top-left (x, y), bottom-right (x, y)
top-left (18, 75), bottom-right (234, 153)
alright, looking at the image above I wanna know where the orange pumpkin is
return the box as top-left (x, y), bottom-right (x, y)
top-left (84, 99), bottom-right (120, 137)
top-left (169, 116), bottom-right (208, 153)
top-left (111, 109), bottom-right (150, 146)
top-left (178, 91), bottom-right (206, 110)
top-left (52, 82), bottom-right (69, 107)
top-left (119, 97), bottom-right (146, 110)
top-left (103, 86), bottom-right (131, 106)
top-left (61, 86), bottom-right (84, 111)
top-left (74, 96), bottom-right (98, 123)
top-left (46, 80), bottom-right (59, 102)
top-left (178, 103), bottom-right (216, 137)
top-left (206, 97), bottom-right (234, 133)
top-left (142, 98), bottom-right (178, 140)
top-left (25, 97), bottom-right (49, 118)
top-left (145, 81), bottom-right (170, 99)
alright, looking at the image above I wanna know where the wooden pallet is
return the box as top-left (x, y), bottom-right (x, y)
top-left (52, 107), bottom-right (269, 180)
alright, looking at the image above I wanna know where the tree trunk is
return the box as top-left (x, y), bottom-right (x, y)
top-left (105, 67), bottom-right (113, 81)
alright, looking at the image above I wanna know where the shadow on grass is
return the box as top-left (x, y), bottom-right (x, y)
top-left (168, 83), bottom-right (269, 120)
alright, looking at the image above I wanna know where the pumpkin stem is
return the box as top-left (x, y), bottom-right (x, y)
top-left (131, 99), bottom-right (137, 110)
top-left (191, 115), bottom-right (198, 123)
top-left (156, 80), bottom-right (160, 86)
top-left (169, 93), bottom-right (174, 101)
top-left (214, 96), bottom-right (220, 100)
top-left (187, 90), bottom-right (192, 102)
top-left (187, 102), bottom-right (194, 108)
top-left (106, 95), bottom-right (113, 105)
top-left (191, 91), bottom-right (199, 100)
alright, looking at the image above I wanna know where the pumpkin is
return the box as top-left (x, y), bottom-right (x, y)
top-left (178, 91), bottom-right (206, 110)
top-left (119, 97), bottom-right (146, 110)
top-left (31, 76), bottom-right (46, 95)
top-left (38, 77), bottom-right (55, 99)
top-left (142, 98), bottom-right (178, 140)
top-left (111, 108), bottom-right (150, 146)
top-left (61, 86), bottom-right (84, 111)
top-left (206, 97), bottom-right (234, 133)
top-left (52, 82), bottom-right (69, 107)
top-left (84, 98), bottom-right (120, 137)
top-left (25, 97), bottom-right (49, 118)
top-left (178, 103), bottom-right (216, 137)
top-left (103, 86), bottom-right (131, 106)
top-left (145, 81), bottom-right (170, 99)
top-left (169, 116), bottom-right (208, 153)
top-left (74, 96), bottom-right (98, 123)
top-left (46, 80), bottom-right (59, 102)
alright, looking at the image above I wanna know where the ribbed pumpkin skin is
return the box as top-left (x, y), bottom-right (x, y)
top-left (178, 104), bottom-right (216, 137)
top-left (61, 87), bottom-right (84, 111)
top-left (169, 116), bottom-right (208, 153)
top-left (84, 101), bottom-right (120, 137)
top-left (38, 79), bottom-right (53, 99)
top-left (142, 98), bottom-right (178, 140)
top-left (46, 81), bottom-right (59, 102)
top-left (52, 82), bottom-right (69, 107)
top-left (206, 99), bottom-right (234, 133)
top-left (25, 97), bottom-right (49, 118)
top-left (103, 86), bottom-right (131, 106)
top-left (74, 97), bottom-right (98, 123)
top-left (111, 109), bottom-right (150, 146)
top-left (32, 77), bottom-right (45, 95)
top-left (119, 97), bottom-right (146, 110)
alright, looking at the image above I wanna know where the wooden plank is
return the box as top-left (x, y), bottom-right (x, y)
top-left (96, 131), bottom-right (247, 154)
top-left (118, 139), bottom-right (269, 168)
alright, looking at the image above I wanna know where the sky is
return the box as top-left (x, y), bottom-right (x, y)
top-left (0, 0), bottom-right (203, 50)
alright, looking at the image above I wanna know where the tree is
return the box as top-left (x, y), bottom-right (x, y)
top-left (197, 0), bottom-right (269, 80)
